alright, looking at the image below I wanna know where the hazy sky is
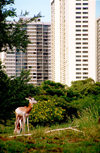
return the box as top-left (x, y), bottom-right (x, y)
top-left (96, 0), bottom-right (100, 18)
top-left (14, 0), bottom-right (51, 22)
top-left (13, 0), bottom-right (100, 22)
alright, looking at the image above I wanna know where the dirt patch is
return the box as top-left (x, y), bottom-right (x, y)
top-left (68, 138), bottom-right (85, 143)
top-left (0, 136), bottom-right (13, 141)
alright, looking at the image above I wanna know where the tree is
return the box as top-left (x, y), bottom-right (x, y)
top-left (66, 78), bottom-right (96, 100)
top-left (0, 0), bottom-right (41, 52)
top-left (0, 61), bottom-right (36, 123)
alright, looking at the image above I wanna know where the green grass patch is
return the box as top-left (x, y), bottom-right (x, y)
top-left (0, 123), bottom-right (100, 153)
top-left (0, 107), bottom-right (100, 153)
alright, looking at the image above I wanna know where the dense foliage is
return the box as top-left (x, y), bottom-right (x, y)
top-left (0, 58), bottom-right (100, 125)
top-left (0, 59), bottom-right (100, 125)
top-left (0, 0), bottom-right (41, 52)
top-left (30, 79), bottom-right (100, 126)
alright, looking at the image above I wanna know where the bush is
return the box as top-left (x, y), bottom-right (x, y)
top-left (69, 95), bottom-right (100, 114)
top-left (72, 106), bottom-right (99, 129)
top-left (30, 100), bottom-right (65, 126)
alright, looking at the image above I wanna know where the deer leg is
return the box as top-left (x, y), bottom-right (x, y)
top-left (27, 116), bottom-right (29, 132)
top-left (22, 114), bottom-right (26, 133)
top-left (14, 120), bottom-right (16, 132)
top-left (14, 115), bottom-right (19, 134)
top-left (14, 116), bottom-right (20, 134)
top-left (19, 118), bottom-right (22, 133)
top-left (16, 117), bottom-right (21, 134)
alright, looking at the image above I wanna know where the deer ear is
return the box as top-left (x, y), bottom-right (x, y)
top-left (25, 98), bottom-right (29, 100)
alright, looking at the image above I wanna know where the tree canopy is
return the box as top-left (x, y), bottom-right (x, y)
top-left (0, 0), bottom-right (41, 52)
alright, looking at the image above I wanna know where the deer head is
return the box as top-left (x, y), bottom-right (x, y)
top-left (26, 97), bottom-right (37, 105)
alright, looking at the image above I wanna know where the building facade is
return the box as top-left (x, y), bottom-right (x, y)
top-left (97, 17), bottom-right (100, 82)
top-left (51, 0), bottom-right (96, 86)
top-left (0, 21), bottom-right (51, 85)
top-left (27, 21), bottom-right (51, 85)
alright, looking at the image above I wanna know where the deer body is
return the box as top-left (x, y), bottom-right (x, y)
top-left (14, 97), bottom-right (37, 134)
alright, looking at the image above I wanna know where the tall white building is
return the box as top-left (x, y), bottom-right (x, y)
top-left (97, 17), bottom-right (100, 82)
top-left (51, 0), bottom-right (96, 86)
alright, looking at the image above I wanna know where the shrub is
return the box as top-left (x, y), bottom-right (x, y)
top-left (30, 100), bottom-right (65, 126)
top-left (72, 106), bottom-right (99, 129)
top-left (69, 95), bottom-right (100, 114)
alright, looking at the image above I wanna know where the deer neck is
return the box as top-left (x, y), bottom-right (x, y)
top-left (26, 103), bottom-right (33, 114)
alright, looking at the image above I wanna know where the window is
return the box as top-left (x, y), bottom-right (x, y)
top-left (76, 51), bottom-right (81, 53)
top-left (83, 3), bottom-right (88, 5)
top-left (83, 59), bottom-right (88, 62)
top-left (76, 42), bottom-right (81, 44)
top-left (76, 29), bottom-right (81, 32)
top-left (83, 64), bottom-right (88, 66)
top-left (83, 25), bottom-right (88, 27)
top-left (76, 38), bottom-right (81, 40)
top-left (76, 21), bottom-right (81, 23)
top-left (83, 77), bottom-right (88, 79)
top-left (83, 34), bottom-right (88, 36)
top-left (76, 25), bottom-right (81, 27)
top-left (76, 64), bottom-right (81, 66)
top-left (83, 72), bottom-right (88, 75)
top-left (76, 12), bottom-right (81, 14)
top-left (83, 68), bottom-right (88, 70)
top-left (76, 47), bottom-right (81, 49)
top-left (83, 47), bottom-right (88, 49)
top-left (76, 68), bottom-right (81, 70)
top-left (83, 12), bottom-right (88, 14)
top-left (83, 7), bottom-right (88, 10)
top-left (83, 38), bottom-right (88, 40)
top-left (76, 16), bottom-right (81, 19)
top-left (83, 42), bottom-right (88, 45)
top-left (83, 51), bottom-right (88, 53)
top-left (76, 55), bottom-right (81, 57)
top-left (76, 72), bottom-right (81, 74)
top-left (83, 29), bottom-right (88, 32)
top-left (76, 59), bottom-right (81, 62)
top-left (76, 7), bottom-right (81, 10)
top-left (83, 21), bottom-right (88, 23)
top-left (76, 77), bottom-right (81, 79)
top-left (76, 34), bottom-right (81, 36)
top-left (76, 3), bottom-right (81, 5)
top-left (83, 16), bottom-right (88, 19)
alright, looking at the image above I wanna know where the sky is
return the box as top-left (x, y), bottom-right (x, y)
top-left (13, 0), bottom-right (100, 22)
top-left (14, 0), bottom-right (51, 22)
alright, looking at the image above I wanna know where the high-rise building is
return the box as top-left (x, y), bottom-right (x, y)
top-left (51, 0), bottom-right (96, 86)
top-left (97, 17), bottom-right (100, 82)
top-left (26, 21), bottom-right (51, 85)
top-left (0, 20), bottom-right (51, 85)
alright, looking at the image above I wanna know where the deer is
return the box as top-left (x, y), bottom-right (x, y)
top-left (14, 96), bottom-right (37, 134)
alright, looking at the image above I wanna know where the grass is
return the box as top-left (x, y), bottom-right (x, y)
top-left (0, 129), bottom-right (100, 153)
top-left (0, 109), bottom-right (100, 153)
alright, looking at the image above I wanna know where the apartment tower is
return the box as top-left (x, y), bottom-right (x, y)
top-left (0, 20), bottom-right (51, 85)
top-left (26, 21), bottom-right (51, 85)
top-left (51, 0), bottom-right (96, 86)
top-left (97, 17), bottom-right (100, 82)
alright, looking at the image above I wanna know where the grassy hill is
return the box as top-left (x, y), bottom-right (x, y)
top-left (0, 114), bottom-right (100, 153)
top-left (0, 124), bottom-right (100, 153)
